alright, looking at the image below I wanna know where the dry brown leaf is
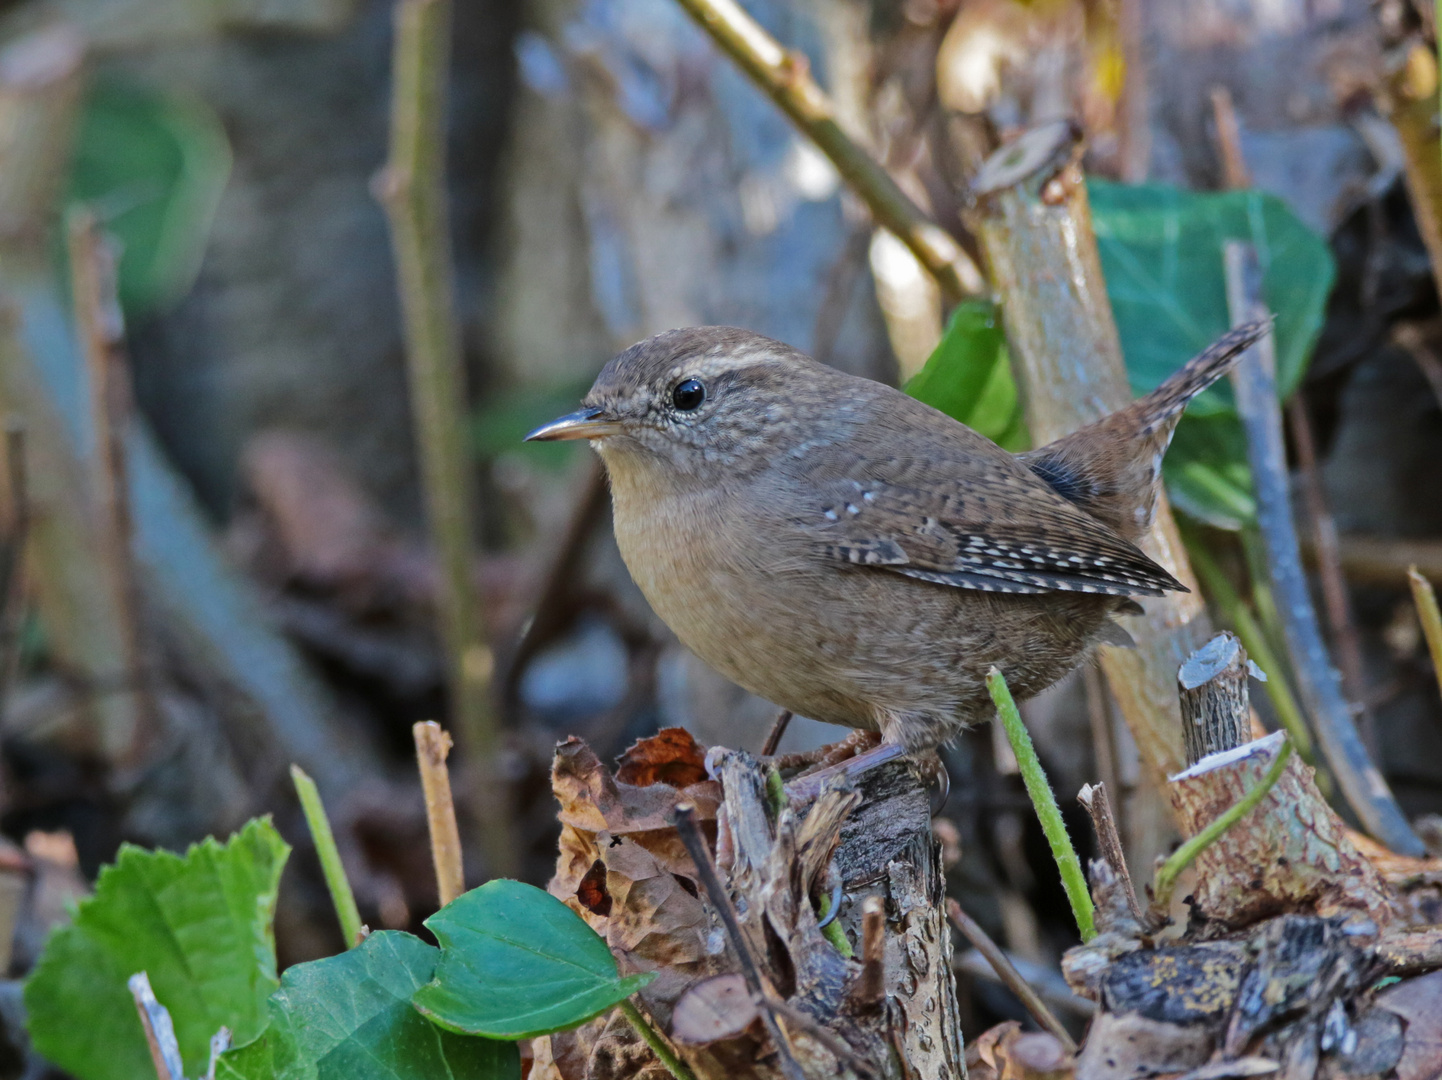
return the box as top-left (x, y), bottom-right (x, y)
top-left (600, 833), bottom-right (709, 971)
top-left (671, 974), bottom-right (757, 1045)
top-left (615, 727), bottom-right (710, 789)
top-left (1377, 969), bottom-right (1442, 1080)
top-left (1074, 1013), bottom-right (1212, 1080)
top-left (576, 859), bottom-right (611, 917)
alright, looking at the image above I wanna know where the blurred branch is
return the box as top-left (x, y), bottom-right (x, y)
top-left (1382, 39), bottom-right (1442, 307)
top-left (376, 0), bottom-right (515, 875)
top-left (68, 209), bottom-right (156, 767)
top-left (1409, 567), bottom-right (1442, 704)
top-left (1224, 241), bottom-right (1422, 855)
top-left (967, 122), bottom-right (1207, 819)
top-left (669, 0), bottom-right (981, 304)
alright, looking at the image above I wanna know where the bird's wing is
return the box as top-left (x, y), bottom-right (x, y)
top-left (792, 451), bottom-right (1183, 597)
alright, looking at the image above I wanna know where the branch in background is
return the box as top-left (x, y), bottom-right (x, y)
top-left (413, 721), bottom-right (465, 907)
top-left (376, 0), bottom-right (515, 875)
top-left (967, 122), bottom-right (1206, 876)
top-left (668, 0), bottom-right (981, 304)
top-left (947, 900), bottom-right (1077, 1051)
top-left (68, 209), bottom-right (156, 769)
top-left (1207, 81), bottom-right (1374, 742)
top-left (1286, 396), bottom-right (1373, 738)
top-left (1223, 241), bottom-right (1423, 855)
top-left (290, 764), bottom-right (365, 948)
top-left (0, 425), bottom-right (28, 714)
top-left (1409, 567), bottom-right (1442, 705)
top-left (987, 667), bottom-right (1096, 942)
top-left (1383, 36), bottom-right (1442, 307)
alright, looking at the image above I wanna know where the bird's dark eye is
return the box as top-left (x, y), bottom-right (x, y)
top-left (671, 378), bottom-right (706, 411)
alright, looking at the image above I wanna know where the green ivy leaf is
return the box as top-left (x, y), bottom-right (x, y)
top-left (65, 80), bottom-right (231, 316)
top-left (412, 879), bottom-right (655, 1039)
top-left (904, 299), bottom-right (1028, 451)
top-left (24, 819), bottom-right (289, 1080)
top-left (1089, 179), bottom-right (1335, 415)
top-left (217, 931), bottom-right (518, 1080)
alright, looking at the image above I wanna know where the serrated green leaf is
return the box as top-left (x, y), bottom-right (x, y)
top-left (65, 79), bottom-right (231, 315)
top-left (1089, 178), bottom-right (1334, 413)
top-left (24, 819), bottom-right (288, 1080)
top-left (904, 299), bottom-right (1028, 450)
top-left (412, 879), bottom-right (655, 1039)
top-left (217, 931), bottom-right (518, 1080)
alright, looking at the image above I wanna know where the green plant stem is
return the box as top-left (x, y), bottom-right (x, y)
top-left (291, 764), bottom-right (363, 948)
top-left (815, 887), bottom-right (854, 959)
top-left (1152, 739), bottom-right (1294, 913)
top-left (987, 667), bottom-right (1095, 942)
top-left (668, 0), bottom-right (978, 304)
top-left (377, 0), bottom-right (515, 876)
top-left (1185, 535), bottom-right (1316, 766)
top-left (1410, 567), bottom-right (1442, 706)
top-left (620, 999), bottom-right (699, 1080)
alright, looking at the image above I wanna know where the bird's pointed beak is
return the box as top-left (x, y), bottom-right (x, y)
top-left (524, 406), bottom-right (623, 442)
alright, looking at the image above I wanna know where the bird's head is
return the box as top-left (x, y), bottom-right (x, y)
top-left (526, 327), bottom-right (832, 482)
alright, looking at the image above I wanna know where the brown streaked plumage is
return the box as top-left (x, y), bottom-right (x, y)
top-left (527, 323), bottom-right (1267, 753)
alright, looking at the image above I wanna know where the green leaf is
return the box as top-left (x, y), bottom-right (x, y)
top-left (1088, 179), bottom-right (1335, 413)
top-left (24, 819), bottom-right (289, 1080)
top-left (65, 79), bottom-right (231, 315)
top-left (904, 299), bottom-right (1028, 450)
top-left (412, 879), bottom-right (655, 1039)
top-left (217, 931), bottom-right (518, 1080)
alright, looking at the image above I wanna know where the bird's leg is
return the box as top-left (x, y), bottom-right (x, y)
top-left (766, 729), bottom-right (879, 772)
top-left (782, 740), bottom-right (908, 800)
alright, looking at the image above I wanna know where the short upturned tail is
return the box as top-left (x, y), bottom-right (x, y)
top-left (1017, 320), bottom-right (1270, 543)
top-left (1131, 319), bottom-right (1272, 435)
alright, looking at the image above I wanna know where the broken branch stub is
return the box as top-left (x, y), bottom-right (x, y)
top-left (1166, 635), bottom-right (1396, 930)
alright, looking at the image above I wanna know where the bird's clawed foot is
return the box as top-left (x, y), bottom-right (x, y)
top-left (765, 729), bottom-right (881, 774)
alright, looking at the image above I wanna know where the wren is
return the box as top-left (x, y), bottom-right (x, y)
top-left (528, 323), bottom-right (1266, 756)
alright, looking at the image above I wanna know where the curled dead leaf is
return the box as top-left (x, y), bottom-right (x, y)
top-left (615, 728), bottom-right (709, 789)
top-left (670, 974), bottom-right (757, 1045)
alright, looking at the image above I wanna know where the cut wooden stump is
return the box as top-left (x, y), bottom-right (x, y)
top-left (533, 728), bottom-right (964, 1080)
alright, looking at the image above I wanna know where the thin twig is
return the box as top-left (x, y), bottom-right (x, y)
top-left (1151, 739), bottom-right (1295, 915)
top-left (856, 895), bottom-right (885, 1007)
top-left (987, 667), bottom-right (1095, 941)
top-left (1223, 242), bottom-right (1422, 855)
top-left (760, 710), bottom-right (793, 757)
top-left (1409, 567), bottom-right (1442, 706)
top-left (290, 764), bottom-right (364, 947)
top-left (413, 720), bottom-right (465, 906)
top-left (672, 803), bottom-right (807, 1080)
top-left (205, 1027), bottom-right (232, 1080)
top-left (128, 972), bottom-right (184, 1080)
top-left (947, 900), bottom-right (1076, 1052)
top-left (0, 424), bottom-right (28, 711)
top-left (1209, 85), bottom-right (1252, 190)
top-left (1286, 396), bottom-right (1372, 733)
top-left (1080, 667), bottom-right (1123, 837)
top-left (763, 994), bottom-right (879, 1078)
top-left (668, 0), bottom-right (979, 303)
top-left (376, 0), bottom-right (514, 876)
top-left (68, 207), bottom-right (154, 765)
top-left (1075, 783), bottom-right (1143, 925)
top-left (620, 999), bottom-right (700, 1080)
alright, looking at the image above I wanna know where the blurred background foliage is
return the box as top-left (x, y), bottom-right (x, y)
top-left (0, 0), bottom-right (1438, 1071)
